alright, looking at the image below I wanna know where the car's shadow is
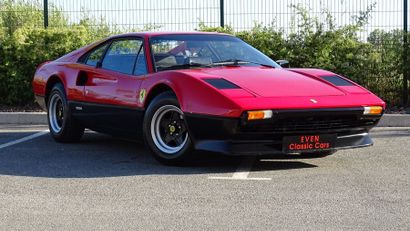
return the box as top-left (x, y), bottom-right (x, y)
top-left (0, 131), bottom-right (317, 178)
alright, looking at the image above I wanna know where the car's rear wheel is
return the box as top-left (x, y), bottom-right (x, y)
top-left (47, 83), bottom-right (84, 142)
top-left (143, 91), bottom-right (193, 165)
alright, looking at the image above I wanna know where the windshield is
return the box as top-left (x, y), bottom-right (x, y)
top-left (150, 34), bottom-right (280, 72)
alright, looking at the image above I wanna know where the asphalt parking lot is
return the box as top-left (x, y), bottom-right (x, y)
top-left (0, 124), bottom-right (409, 230)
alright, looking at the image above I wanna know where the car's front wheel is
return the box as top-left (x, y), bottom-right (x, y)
top-left (143, 91), bottom-right (193, 165)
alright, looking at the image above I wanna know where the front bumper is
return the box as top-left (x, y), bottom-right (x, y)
top-left (185, 108), bottom-right (382, 155)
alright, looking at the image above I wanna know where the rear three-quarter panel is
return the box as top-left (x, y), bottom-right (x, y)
top-left (32, 62), bottom-right (85, 109)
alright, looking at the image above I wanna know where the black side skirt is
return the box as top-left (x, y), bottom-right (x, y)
top-left (68, 101), bottom-right (144, 139)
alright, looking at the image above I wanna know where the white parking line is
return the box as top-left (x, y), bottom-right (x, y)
top-left (208, 157), bottom-right (272, 181)
top-left (0, 130), bottom-right (49, 149)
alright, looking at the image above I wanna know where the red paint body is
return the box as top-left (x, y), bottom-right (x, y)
top-left (32, 32), bottom-right (385, 118)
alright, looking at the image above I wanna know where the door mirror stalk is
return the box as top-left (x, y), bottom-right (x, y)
top-left (276, 60), bottom-right (289, 68)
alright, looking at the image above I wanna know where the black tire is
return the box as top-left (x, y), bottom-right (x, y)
top-left (47, 83), bottom-right (84, 142)
top-left (299, 150), bottom-right (337, 158)
top-left (143, 91), bottom-right (194, 165)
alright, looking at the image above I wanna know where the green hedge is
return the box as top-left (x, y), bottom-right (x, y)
top-left (0, 0), bottom-right (113, 106)
top-left (0, 1), bottom-right (407, 107)
top-left (0, 26), bottom-right (112, 105)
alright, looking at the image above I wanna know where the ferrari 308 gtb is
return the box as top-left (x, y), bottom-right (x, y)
top-left (32, 32), bottom-right (385, 164)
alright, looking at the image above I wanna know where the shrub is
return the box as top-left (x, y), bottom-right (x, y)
top-left (0, 26), bottom-right (112, 105)
top-left (0, 0), bottom-right (113, 106)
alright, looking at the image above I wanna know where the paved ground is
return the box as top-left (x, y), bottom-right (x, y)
top-left (0, 125), bottom-right (409, 230)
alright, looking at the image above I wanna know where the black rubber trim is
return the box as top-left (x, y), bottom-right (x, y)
top-left (69, 100), bottom-right (144, 111)
top-left (68, 100), bottom-right (144, 139)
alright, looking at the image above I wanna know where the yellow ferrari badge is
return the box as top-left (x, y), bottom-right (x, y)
top-left (139, 89), bottom-right (146, 103)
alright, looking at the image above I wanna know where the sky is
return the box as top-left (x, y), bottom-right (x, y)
top-left (45, 0), bottom-right (409, 40)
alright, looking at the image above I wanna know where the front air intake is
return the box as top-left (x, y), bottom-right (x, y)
top-left (322, 76), bottom-right (354, 86)
top-left (203, 78), bottom-right (240, 89)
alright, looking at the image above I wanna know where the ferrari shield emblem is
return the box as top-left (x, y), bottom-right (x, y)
top-left (139, 89), bottom-right (146, 103)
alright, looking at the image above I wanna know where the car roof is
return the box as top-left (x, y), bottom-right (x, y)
top-left (108, 31), bottom-right (233, 39)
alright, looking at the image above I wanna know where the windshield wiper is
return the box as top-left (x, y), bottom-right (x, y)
top-left (212, 59), bottom-right (275, 68)
top-left (158, 62), bottom-right (212, 71)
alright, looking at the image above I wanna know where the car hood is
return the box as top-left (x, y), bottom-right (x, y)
top-left (163, 66), bottom-right (384, 116)
top-left (198, 67), bottom-right (346, 97)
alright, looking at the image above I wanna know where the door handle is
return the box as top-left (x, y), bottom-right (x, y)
top-left (91, 77), bottom-right (118, 84)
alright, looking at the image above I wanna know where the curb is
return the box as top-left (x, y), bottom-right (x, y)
top-left (377, 114), bottom-right (410, 127)
top-left (0, 112), bottom-right (409, 127)
top-left (0, 112), bottom-right (47, 125)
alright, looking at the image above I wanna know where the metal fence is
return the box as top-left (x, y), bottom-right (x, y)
top-left (1, 0), bottom-right (409, 106)
top-left (40, 0), bottom-right (408, 39)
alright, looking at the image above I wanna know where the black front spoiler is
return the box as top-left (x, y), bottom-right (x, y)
top-left (193, 132), bottom-right (373, 155)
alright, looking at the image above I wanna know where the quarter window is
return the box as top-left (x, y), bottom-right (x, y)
top-left (85, 44), bottom-right (108, 67)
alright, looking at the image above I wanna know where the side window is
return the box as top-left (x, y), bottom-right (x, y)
top-left (85, 44), bottom-right (108, 67)
top-left (133, 45), bottom-right (147, 76)
top-left (101, 39), bottom-right (142, 75)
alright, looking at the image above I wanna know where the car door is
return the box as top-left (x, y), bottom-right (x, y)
top-left (75, 38), bottom-right (148, 137)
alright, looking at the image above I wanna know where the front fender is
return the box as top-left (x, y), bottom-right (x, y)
top-left (141, 71), bottom-right (243, 117)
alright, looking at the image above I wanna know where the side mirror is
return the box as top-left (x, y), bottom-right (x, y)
top-left (96, 61), bottom-right (102, 68)
top-left (276, 60), bottom-right (289, 68)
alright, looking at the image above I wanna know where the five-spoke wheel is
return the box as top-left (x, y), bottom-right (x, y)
top-left (48, 93), bottom-right (64, 133)
top-left (151, 105), bottom-right (189, 155)
top-left (143, 91), bottom-right (193, 165)
top-left (47, 83), bottom-right (84, 142)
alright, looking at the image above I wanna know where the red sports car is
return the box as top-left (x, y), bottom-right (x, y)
top-left (32, 32), bottom-right (385, 164)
